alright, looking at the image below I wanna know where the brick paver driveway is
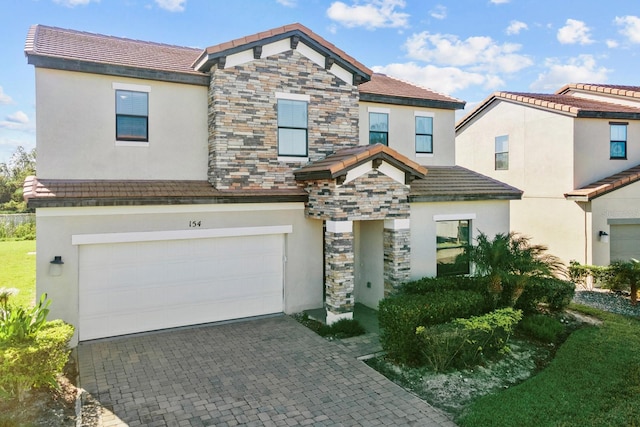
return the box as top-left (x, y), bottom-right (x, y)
top-left (78, 315), bottom-right (456, 427)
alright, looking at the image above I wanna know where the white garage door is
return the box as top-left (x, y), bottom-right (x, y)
top-left (610, 224), bottom-right (640, 262)
top-left (78, 233), bottom-right (285, 340)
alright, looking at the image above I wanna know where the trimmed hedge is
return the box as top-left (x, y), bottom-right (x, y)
top-left (379, 290), bottom-right (486, 365)
top-left (0, 320), bottom-right (74, 401)
top-left (515, 277), bottom-right (575, 312)
top-left (399, 276), bottom-right (488, 295)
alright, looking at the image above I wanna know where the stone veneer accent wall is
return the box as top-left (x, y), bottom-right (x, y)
top-left (304, 170), bottom-right (411, 221)
top-left (208, 50), bottom-right (359, 190)
top-left (383, 227), bottom-right (411, 296)
top-left (324, 231), bottom-right (354, 314)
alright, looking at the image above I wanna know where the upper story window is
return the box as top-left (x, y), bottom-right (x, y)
top-left (277, 98), bottom-right (308, 157)
top-left (116, 90), bottom-right (148, 141)
top-left (369, 112), bottom-right (389, 146)
top-left (495, 135), bottom-right (509, 170)
top-left (415, 115), bottom-right (433, 154)
top-left (610, 123), bottom-right (627, 159)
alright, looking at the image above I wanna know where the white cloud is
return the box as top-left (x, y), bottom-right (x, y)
top-left (506, 20), bottom-right (528, 35)
top-left (404, 31), bottom-right (532, 74)
top-left (430, 5), bottom-right (446, 20)
top-left (372, 62), bottom-right (502, 95)
top-left (490, 0), bottom-right (510, 4)
top-left (52, 0), bottom-right (98, 6)
top-left (0, 111), bottom-right (30, 131)
top-left (615, 15), bottom-right (640, 44)
top-left (155, 0), bottom-right (186, 12)
top-left (0, 87), bottom-right (12, 105)
top-left (606, 39), bottom-right (619, 48)
top-left (557, 19), bottom-right (594, 45)
top-left (276, 0), bottom-right (297, 6)
top-left (530, 55), bottom-right (610, 91)
top-left (7, 111), bottom-right (29, 124)
top-left (326, 0), bottom-right (409, 29)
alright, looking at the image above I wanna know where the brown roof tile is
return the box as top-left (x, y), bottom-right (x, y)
top-left (25, 25), bottom-right (203, 76)
top-left (557, 83), bottom-right (640, 99)
top-left (359, 73), bottom-right (464, 107)
top-left (23, 177), bottom-right (307, 207)
top-left (409, 166), bottom-right (522, 202)
top-left (294, 144), bottom-right (427, 181)
top-left (564, 164), bottom-right (640, 200)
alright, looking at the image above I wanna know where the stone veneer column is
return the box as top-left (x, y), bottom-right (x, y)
top-left (325, 220), bottom-right (354, 323)
top-left (383, 218), bottom-right (411, 296)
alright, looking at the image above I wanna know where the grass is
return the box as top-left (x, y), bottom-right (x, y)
top-left (458, 306), bottom-right (640, 427)
top-left (0, 240), bottom-right (36, 308)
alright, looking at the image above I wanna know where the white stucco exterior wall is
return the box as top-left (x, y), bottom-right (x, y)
top-left (36, 203), bottom-right (322, 346)
top-left (409, 200), bottom-right (511, 279)
top-left (35, 68), bottom-right (209, 180)
top-left (359, 101), bottom-right (456, 166)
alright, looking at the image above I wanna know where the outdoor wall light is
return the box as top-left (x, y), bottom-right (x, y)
top-left (49, 256), bottom-right (64, 277)
top-left (598, 231), bottom-right (609, 243)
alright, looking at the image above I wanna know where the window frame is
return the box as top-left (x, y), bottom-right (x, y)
top-left (276, 94), bottom-right (309, 158)
top-left (415, 114), bottom-right (434, 154)
top-left (113, 83), bottom-right (151, 146)
top-left (435, 219), bottom-right (471, 277)
top-left (369, 112), bottom-right (389, 146)
top-left (610, 122), bottom-right (628, 160)
top-left (495, 135), bottom-right (509, 170)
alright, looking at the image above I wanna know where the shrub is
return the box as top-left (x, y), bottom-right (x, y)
top-left (515, 277), bottom-right (575, 312)
top-left (0, 320), bottom-right (74, 402)
top-left (518, 314), bottom-right (564, 343)
top-left (317, 318), bottom-right (365, 338)
top-left (378, 290), bottom-right (486, 365)
top-left (12, 222), bottom-right (35, 241)
top-left (415, 308), bottom-right (522, 371)
top-left (398, 276), bottom-right (489, 295)
top-left (0, 293), bottom-right (50, 342)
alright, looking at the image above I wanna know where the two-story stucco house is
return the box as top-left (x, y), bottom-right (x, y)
top-left (456, 84), bottom-right (640, 268)
top-left (24, 24), bottom-right (521, 345)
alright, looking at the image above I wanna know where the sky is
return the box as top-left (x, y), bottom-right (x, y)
top-left (1, 0), bottom-right (639, 165)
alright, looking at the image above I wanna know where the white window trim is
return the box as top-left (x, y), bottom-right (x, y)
top-left (414, 111), bottom-right (434, 117)
top-left (368, 106), bottom-right (390, 114)
top-left (278, 156), bottom-right (309, 163)
top-left (114, 82), bottom-right (151, 146)
top-left (276, 92), bottom-right (310, 102)
top-left (433, 213), bottom-right (476, 222)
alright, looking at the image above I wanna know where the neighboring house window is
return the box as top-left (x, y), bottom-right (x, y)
top-left (278, 99), bottom-right (308, 157)
top-left (610, 123), bottom-right (627, 159)
top-left (369, 112), bottom-right (389, 145)
top-left (415, 115), bottom-right (433, 153)
top-left (495, 135), bottom-right (509, 170)
top-left (436, 220), bottom-right (471, 277)
top-left (116, 90), bottom-right (148, 141)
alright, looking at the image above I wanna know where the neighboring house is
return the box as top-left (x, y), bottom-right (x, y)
top-left (456, 83), bottom-right (640, 269)
top-left (24, 24), bottom-right (520, 345)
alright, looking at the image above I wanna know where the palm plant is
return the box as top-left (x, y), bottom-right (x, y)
top-left (609, 258), bottom-right (640, 306)
top-left (466, 232), bottom-right (565, 307)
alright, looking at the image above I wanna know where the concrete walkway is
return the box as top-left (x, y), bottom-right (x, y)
top-left (78, 315), bottom-right (456, 427)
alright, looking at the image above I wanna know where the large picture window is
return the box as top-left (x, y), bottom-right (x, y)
top-left (278, 99), bottom-right (308, 157)
top-left (369, 112), bottom-right (389, 145)
top-left (610, 123), bottom-right (627, 159)
top-left (415, 116), bottom-right (433, 154)
top-left (495, 135), bottom-right (509, 170)
top-left (436, 220), bottom-right (470, 277)
top-left (116, 90), bottom-right (148, 141)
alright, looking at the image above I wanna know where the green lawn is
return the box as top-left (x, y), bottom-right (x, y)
top-left (0, 240), bottom-right (36, 308)
top-left (458, 306), bottom-right (640, 427)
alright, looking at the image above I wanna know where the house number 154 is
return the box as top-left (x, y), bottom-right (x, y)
top-left (189, 221), bottom-right (202, 228)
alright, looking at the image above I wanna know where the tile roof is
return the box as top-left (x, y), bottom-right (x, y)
top-left (457, 90), bottom-right (640, 131)
top-left (25, 25), bottom-right (203, 76)
top-left (23, 177), bottom-right (307, 208)
top-left (359, 73), bottom-right (465, 108)
top-left (557, 83), bottom-right (640, 99)
top-left (193, 23), bottom-right (372, 78)
top-left (294, 144), bottom-right (427, 182)
top-left (409, 166), bottom-right (522, 202)
top-left (564, 164), bottom-right (640, 201)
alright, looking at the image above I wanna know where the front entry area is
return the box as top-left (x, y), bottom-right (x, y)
top-left (354, 220), bottom-right (384, 310)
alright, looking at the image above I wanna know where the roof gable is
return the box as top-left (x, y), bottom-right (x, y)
top-left (565, 164), bottom-right (640, 201)
top-left (557, 83), bottom-right (640, 99)
top-left (192, 23), bottom-right (372, 85)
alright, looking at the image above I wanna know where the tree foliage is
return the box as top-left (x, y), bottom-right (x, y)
top-left (0, 146), bottom-right (36, 212)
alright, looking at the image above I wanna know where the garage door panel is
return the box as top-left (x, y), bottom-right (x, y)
top-left (79, 234), bottom-right (284, 340)
top-left (611, 224), bottom-right (640, 262)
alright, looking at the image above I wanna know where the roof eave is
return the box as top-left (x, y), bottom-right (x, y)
top-left (409, 193), bottom-right (522, 202)
top-left (576, 111), bottom-right (640, 120)
top-left (360, 93), bottom-right (465, 110)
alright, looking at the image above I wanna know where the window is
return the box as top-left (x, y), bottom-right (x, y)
top-left (116, 90), bottom-right (148, 141)
top-left (369, 112), bottom-right (388, 145)
top-left (610, 123), bottom-right (627, 159)
top-left (278, 99), bottom-right (308, 157)
top-left (415, 116), bottom-right (433, 153)
top-left (436, 220), bottom-right (471, 277)
top-left (495, 135), bottom-right (509, 170)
